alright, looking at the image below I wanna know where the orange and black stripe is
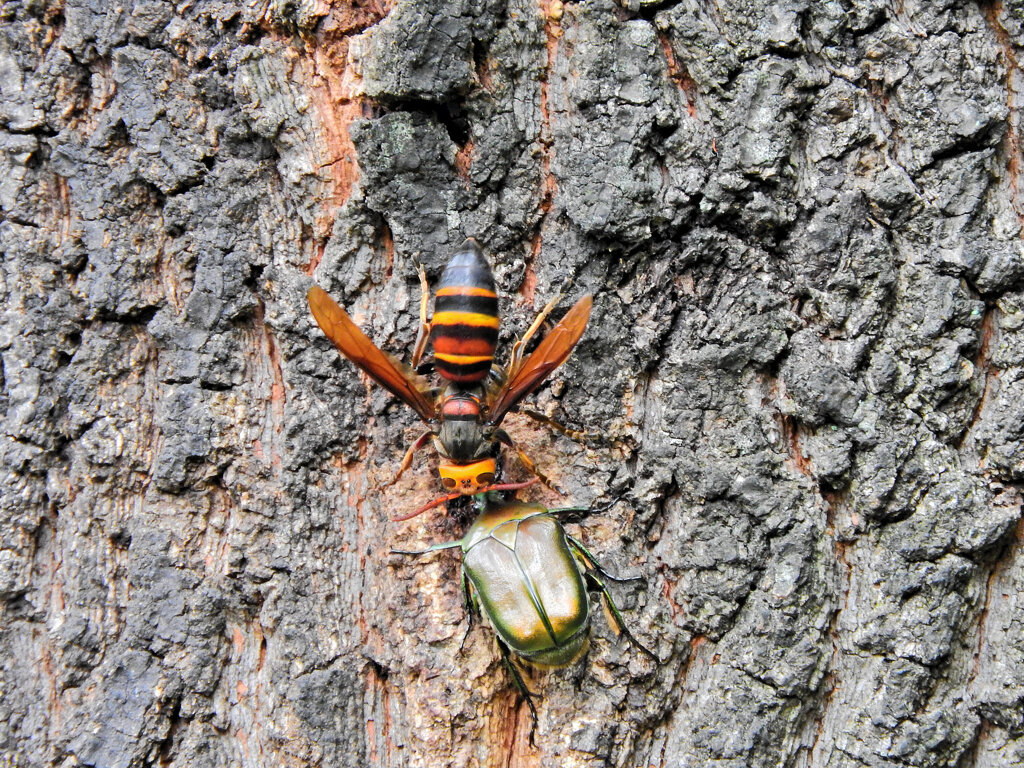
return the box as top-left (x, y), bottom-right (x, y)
top-left (431, 238), bottom-right (499, 383)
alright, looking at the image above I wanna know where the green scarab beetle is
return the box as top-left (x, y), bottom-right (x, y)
top-left (464, 497), bottom-right (593, 667)
top-left (395, 494), bottom-right (656, 737)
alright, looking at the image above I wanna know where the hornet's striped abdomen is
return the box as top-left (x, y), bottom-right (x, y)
top-left (431, 239), bottom-right (499, 383)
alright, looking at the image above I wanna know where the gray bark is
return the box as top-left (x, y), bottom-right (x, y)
top-left (2, 0), bottom-right (1023, 765)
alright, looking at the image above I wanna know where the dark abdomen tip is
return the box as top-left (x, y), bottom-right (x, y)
top-left (437, 239), bottom-right (496, 294)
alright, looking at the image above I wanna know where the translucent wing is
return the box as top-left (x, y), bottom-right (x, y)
top-left (487, 294), bottom-right (593, 425)
top-left (308, 285), bottom-right (437, 422)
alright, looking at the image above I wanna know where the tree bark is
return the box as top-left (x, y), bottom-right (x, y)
top-left (2, 0), bottom-right (1023, 765)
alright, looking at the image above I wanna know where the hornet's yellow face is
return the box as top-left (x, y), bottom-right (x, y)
top-left (438, 458), bottom-right (497, 494)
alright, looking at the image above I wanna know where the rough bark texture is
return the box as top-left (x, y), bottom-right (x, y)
top-left (2, 0), bottom-right (1024, 765)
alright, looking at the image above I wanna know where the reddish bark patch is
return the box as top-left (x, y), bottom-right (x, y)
top-left (253, 298), bottom-right (286, 468)
top-left (657, 30), bottom-right (698, 118)
top-left (454, 139), bottom-right (476, 181)
top-left (292, 0), bottom-right (394, 273)
top-left (365, 663), bottom-right (394, 765)
top-left (961, 306), bottom-right (999, 451)
top-left (780, 413), bottom-right (812, 477)
top-left (264, 323), bottom-right (286, 434)
top-left (476, 46), bottom-right (495, 91)
top-left (521, 0), bottom-right (564, 302)
top-left (972, 509), bottom-right (1024, 681)
top-left (379, 224), bottom-right (395, 280)
top-left (983, 1), bottom-right (1023, 224)
top-left (495, 680), bottom-right (544, 767)
top-left (658, 564), bottom-right (686, 620)
top-left (760, 371), bottom-right (813, 478)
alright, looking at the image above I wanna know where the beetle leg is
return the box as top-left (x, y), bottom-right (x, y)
top-left (493, 429), bottom-right (564, 496)
top-left (410, 262), bottom-right (432, 369)
top-left (390, 540), bottom-right (462, 556)
top-left (565, 533), bottom-right (643, 584)
top-left (496, 638), bottom-right (540, 745)
top-left (382, 429), bottom-right (435, 490)
top-left (565, 535), bottom-right (658, 661)
top-left (581, 569), bottom-right (659, 664)
top-left (458, 571), bottom-right (477, 655)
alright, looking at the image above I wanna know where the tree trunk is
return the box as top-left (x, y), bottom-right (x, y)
top-left (3, 0), bottom-right (1023, 765)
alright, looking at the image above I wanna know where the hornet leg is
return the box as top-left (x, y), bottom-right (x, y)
top-left (521, 408), bottom-right (603, 443)
top-left (507, 290), bottom-right (563, 378)
top-left (382, 430), bottom-right (435, 489)
top-left (410, 262), bottom-right (432, 369)
top-left (494, 429), bottom-right (564, 496)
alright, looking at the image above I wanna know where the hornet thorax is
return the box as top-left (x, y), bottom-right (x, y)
top-left (435, 385), bottom-right (492, 461)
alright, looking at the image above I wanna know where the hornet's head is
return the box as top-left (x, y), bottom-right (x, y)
top-left (437, 457), bottom-right (497, 495)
